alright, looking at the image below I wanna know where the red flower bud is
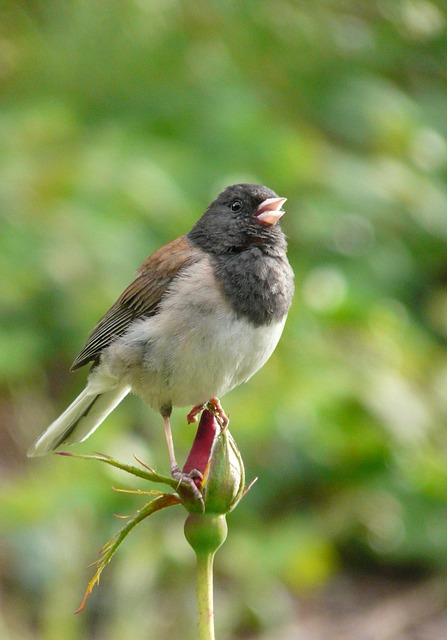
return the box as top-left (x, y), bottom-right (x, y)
top-left (182, 409), bottom-right (245, 514)
top-left (183, 409), bottom-right (218, 483)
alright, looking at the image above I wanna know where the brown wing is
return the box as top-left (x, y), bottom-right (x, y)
top-left (70, 235), bottom-right (202, 370)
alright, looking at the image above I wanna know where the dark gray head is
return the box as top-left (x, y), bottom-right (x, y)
top-left (188, 184), bottom-right (293, 326)
top-left (188, 184), bottom-right (288, 255)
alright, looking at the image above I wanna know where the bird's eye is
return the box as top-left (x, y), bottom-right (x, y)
top-left (230, 199), bottom-right (242, 212)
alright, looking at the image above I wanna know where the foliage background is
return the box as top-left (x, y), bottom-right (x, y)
top-left (1, 0), bottom-right (447, 638)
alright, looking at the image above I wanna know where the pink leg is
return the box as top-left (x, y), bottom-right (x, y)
top-left (209, 396), bottom-right (229, 429)
top-left (187, 403), bottom-right (206, 424)
top-left (187, 398), bottom-right (229, 428)
top-left (163, 413), bottom-right (178, 473)
top-left (163, 413), bottom-right (203, 503)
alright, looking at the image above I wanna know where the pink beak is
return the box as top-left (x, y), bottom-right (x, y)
top-left (256, 197), bottom-right (287, 226)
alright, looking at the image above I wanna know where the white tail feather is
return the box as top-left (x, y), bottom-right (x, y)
top-left (27, 384), bottom-right (130, 457)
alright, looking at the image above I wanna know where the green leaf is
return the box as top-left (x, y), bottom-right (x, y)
top-left (56, 451), bottom-right (179, 489)
top-left (76, 492), bottom-right (181, 613)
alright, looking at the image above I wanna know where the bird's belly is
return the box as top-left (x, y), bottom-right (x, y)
top-left (105, 299), bottom-right (286, 411)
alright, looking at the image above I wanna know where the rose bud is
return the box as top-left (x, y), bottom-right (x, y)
top-left (181, 409), bottom-right (245, 515)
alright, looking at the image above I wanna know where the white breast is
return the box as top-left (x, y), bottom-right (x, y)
top-left (104, 258), bottom-right (287, 411)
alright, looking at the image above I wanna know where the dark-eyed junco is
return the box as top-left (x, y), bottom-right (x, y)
top-left (28, 184), bottom-right (294, 484)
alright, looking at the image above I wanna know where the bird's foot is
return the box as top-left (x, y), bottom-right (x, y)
top-left (208, 396), bottom-right (229, 430)
top-left (171, 464), bottom-right (204, 505)
top-left (187, 403), bottom-right (205, 424)
top-left (187, 397), bottom-right (229, 430)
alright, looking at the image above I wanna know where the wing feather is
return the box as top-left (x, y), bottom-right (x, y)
top-left (71, 235), bottom-right (202, 370)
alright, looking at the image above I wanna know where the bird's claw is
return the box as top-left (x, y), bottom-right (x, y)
top-left (171, 464), bottom-right (204, 506)
top-left (187, 397), bottom-right (229, 429)
top-left (187, 404), bottom-right (205, 424)
top-left (208, 396), bottom-right (229, 430)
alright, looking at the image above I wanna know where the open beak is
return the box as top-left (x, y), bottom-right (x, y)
top-left (256, 197), bottom-right (287, 226)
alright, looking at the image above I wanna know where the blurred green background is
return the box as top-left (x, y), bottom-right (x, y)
top-left (1, 0), bottom-right (447, 638)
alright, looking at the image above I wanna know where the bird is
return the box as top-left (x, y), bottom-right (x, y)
top-left (28, 183), bottom-right (294, 489)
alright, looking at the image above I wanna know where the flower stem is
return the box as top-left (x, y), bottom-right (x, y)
top-left (196, 551), bottom-right (216, 640)
top-left (184, 513), bottom-right (228, 640)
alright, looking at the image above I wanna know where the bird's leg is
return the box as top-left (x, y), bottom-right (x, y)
top-left (162, 411), bottom-right (203, 502)
top-left (208, 396), bottom-right (229, 430)
top-left (162, 411), bottom-right (178, 475)
top-left (186, 403), bottom-right (206, 424)
top-left (188, 397), bottom-right (229, 428)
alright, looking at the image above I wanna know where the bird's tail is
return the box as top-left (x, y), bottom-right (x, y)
top-left (27, 383), bottom-right (130, 457)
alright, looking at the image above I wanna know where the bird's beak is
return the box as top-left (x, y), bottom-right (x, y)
top-left (256, 197), bottom-right (287, 226)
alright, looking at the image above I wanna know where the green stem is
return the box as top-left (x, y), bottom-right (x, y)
top-left (196, 551), bottom-right (216, 640)
top-left (184, 513), bottom-right (228, 640)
